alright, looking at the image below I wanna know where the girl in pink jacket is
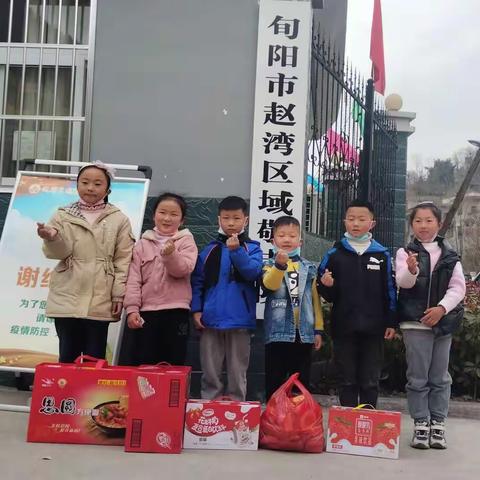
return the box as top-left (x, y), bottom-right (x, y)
top-left (124, 193), bottom-right (198, 365)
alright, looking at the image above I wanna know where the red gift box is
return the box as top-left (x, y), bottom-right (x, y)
top-left (183, 398), bottom-right (261, 450)
top-left (124, 365), bottom-right (191, 454)
top-left (27, 356), bottom-right (133, 445)
top-left (326, 406), bottom-right (401, 459)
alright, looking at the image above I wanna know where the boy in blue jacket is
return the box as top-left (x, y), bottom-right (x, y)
top-left (191, 196), bottom-right (263, 400)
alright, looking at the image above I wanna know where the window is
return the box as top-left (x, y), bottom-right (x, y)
top-left (0, 0), bottom-right (90, 45)
top-left (0, 0), bottom-right (10, 43)
top-left (0, 0), bottom-right (94, 184)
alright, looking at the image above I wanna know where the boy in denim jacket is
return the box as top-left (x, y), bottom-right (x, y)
top-left (262, 216), bottom-right (324, 400)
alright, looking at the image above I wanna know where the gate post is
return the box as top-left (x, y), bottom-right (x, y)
top-left (360, 78), bottom-right (375, 201)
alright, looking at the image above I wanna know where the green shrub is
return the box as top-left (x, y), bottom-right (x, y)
top-left (450, 281), bottom-right (480, 400)
top-left (311, 285), bottom-right (480, 401)
top-left (310, 304), bottom-right (407, 395)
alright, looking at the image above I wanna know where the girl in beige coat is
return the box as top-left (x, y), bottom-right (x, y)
top-left (37, 162), bottom-right (134, 362)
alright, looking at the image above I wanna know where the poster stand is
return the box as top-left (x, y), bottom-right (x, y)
top-left (0, 159), bottom-right (151, 413)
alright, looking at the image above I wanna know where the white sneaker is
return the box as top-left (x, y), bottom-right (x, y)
top-left (411, 420), bottom-right (430, 449)
top-left (430, 420), bottom-right (447, 449)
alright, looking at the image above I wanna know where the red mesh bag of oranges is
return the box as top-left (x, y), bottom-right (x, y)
top-left (259, 373), bottom-right (324, 453)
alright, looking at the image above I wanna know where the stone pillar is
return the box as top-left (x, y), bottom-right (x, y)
top-left (385, 94), bottom-right (416, 249)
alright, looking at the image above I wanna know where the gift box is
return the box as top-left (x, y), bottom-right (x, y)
top-left (27, 356), bottom-right (133, 445)
top-left (183, 399), bottom-right (261, 450)
top-left (326, 406), bottom-right (401, 459)
top-left (125, 365), bottom-right (191, 454)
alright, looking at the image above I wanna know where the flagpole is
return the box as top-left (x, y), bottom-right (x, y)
top-left (361, 0), bottom-right (385, 200)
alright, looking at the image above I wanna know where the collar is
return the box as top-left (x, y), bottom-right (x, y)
top-left (153, 227), bottom-right (175, 238)
top-left (78, 198), bottom-right (107, 211)
top-left (216, 231), bottom-right (250, 245)
top-left (339, 237), bottom-right (386, 254)
top-left (344, 231), bottom-right (373, 243)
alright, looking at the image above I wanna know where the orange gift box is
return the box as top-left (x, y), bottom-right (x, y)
top-left (125, 364), bottom-right (191, 453)
top-left (27, 356), bottom-right (132, 445)
top-left (326, 406), bottom-right (401, 459)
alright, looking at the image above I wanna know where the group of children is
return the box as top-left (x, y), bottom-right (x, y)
top-left (37, 161), bottom-right (466, 451)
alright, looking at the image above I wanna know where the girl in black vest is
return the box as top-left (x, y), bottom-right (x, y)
top-left (395, 202), bottom-right (465, 450)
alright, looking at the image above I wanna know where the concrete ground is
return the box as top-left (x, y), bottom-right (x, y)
top-left (1, 388), bottom-right (479, 480)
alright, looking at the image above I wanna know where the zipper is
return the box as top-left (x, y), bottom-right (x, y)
top-left (358, 251), bottom-right (362, 279)
top-left (426, 276), bottom-right (432, 309)
top-left (426, 252), bottom-right (432, 309)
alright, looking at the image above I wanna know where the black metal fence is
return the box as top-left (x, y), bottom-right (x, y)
top-left (306, 33), bottom-right (397, 249)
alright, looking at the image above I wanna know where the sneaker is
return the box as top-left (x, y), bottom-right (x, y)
top-left (411, 420), bottom-right (430, 449)
top-left (430, 420), bottom-right (447, 449)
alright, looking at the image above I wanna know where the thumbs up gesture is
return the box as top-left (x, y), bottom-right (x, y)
top-left (321, 269), bottom-right (334, 287)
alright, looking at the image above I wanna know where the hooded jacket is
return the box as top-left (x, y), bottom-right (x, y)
top-left (43, 203), bottom-right (134, 321)
top-left (123, 228), bottom-right (198, 314)
top-left (191, 238), bottom-right (263, 330)
top-left (317, 238), bottom-right (397, 338)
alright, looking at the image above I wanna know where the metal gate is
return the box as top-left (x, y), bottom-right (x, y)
top-left (306, 33), bottom-right (397, 249)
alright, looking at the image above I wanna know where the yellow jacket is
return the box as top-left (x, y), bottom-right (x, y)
top-left (263, 259), bottom-right (324, 333)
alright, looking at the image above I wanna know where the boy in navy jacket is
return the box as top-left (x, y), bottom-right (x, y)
top-left (317, 200), bottom-right (396, 408)
top-left (191, 196), bottom-right (263, 400)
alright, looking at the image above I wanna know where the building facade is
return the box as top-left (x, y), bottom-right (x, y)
top-left (0, 1), bottom-right (415, 399)
top-left (0, 0), bottom-right (93, 186)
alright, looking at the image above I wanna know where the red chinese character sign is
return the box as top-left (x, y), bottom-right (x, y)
top-left (0, 172), bottom-right (149, 370)
top-left (249, 0), bottom-right (312, 258)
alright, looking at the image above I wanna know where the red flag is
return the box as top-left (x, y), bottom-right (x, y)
top-left (370, 0), bottom-right (385, 95)
top-left (326, 129), bottom-right (359, 165)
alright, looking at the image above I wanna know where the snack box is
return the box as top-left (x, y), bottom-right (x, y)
top-left (125, 365), bottom-right (191, 453)
top-left (184, 399), bottom-right (261, 450)
top-left (28, 359), bottom-right (131, 445)
top-left (326, 406), bottom-right (401, 459)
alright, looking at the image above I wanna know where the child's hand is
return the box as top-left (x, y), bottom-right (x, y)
top-left (127, 312), bottom-right (144, 329)
top-left (421, 305), bottom-right (446, 327)
top-left (320, 269), bottom-right (334, 287)
top-left (314, 334), bottom-right (322, 350)
top-left (36, 222), bottom-right (58, 240)
top-left (112, 301), bottom-right (123, 318)
top-left (384, 328), bottom-right (396, 340)
top-left (275, 249), bottom-right (289, 267)
top-left (193, 312), bottom-right (205, 330)
top-left (406, 251), bottom-right (419, 275)
top-left (226, 233), bottom-right (240, 251)
top-left (161, 239), bottom-right (175, 256)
